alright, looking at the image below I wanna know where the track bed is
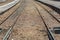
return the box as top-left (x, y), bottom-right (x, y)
top-left (0, 0), bottom-right (60, 40)
top-left (35, 1), bottom-right (60, 40)
top-left (8, 0), bottom-right (48, 40)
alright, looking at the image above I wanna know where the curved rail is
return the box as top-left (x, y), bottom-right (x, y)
top-left (0, 0), bottom-right (20, 14)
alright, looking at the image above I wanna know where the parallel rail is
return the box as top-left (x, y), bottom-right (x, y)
top-left (34, 0), bottom-right (60, 40)
top-left (0, 0), bottom-right (20, 14)
top-left (3, 14), bottom-right (19, 40)
top-left (36, 0), bottom-right (60, 13)
top-left (34, 1), bottom-right (56, 40)
top-left (35, 1), bottom-right (60, 23)
top-left (35, 7), bottom-right (55, 40)
top-left (0, 0), bottom-right (58, 40)
top-left (2, 0), bottom-right (25, 40)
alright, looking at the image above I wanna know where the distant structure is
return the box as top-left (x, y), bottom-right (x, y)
top-left (0, 0), bottom-right (6, 2)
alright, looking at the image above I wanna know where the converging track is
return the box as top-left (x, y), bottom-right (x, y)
top-left (0, 0), bottom-right (60, 40)
top-left (0, 0), bottom-right (24, 40)
top-left (34, 1), bottom-right (60, 40)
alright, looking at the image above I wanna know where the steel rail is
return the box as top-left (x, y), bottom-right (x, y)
top-left (3, 13), bottom-right (19, 40)
top-left (2, 0), bottom-right (25, 39)
top-left (35, 0), bottom-right (60, 13)
top-left (35, 2), bottom-right (60, 23)
top-left (0, 0), bottom-right (22, 25)
top-left (35, 6), bottom-right (55, 40)
top-left (0, 0), bottom-right (20, 14)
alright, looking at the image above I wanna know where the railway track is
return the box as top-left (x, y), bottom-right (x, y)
top-left (0, 0), bottom-right (20, 14)
top-left (34, 1), bottom-right (60, 40)
top-left (0, 0), bottom-right (25, 40)
top-left (35, 2), bottom-right (60, 23)
top-left (6, 0), bottom-right (60, 40)
top-left (35, 6), bottom-right (55, 40)
top-left (0, 0), bottom-right (22, 25)
top-left (0, 0), bottom-right (60, 40)
top-left (8, 0), bottom-right (49, 40)
top-left (36, 0), bottom-right (60, 13)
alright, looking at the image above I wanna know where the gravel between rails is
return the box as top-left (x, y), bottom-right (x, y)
top-left (34, 1), bottom-right (60, 40)
top-left (8, 0), bottom-right (48, 40)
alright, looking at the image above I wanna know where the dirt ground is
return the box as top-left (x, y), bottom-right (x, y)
top-left (0, 0), bottom-right (60, 40)
top-left (34, 1), bottom-right (60, 40)
top-left (0, 0), bottom-right (22, 25)
top-left (8, 0), bottom-right (48, 40)
top-left (0, 0), bottom-right (23, 40)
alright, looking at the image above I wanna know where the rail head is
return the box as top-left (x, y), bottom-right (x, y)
top-left (0, 0), bottom-right (20, 14)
